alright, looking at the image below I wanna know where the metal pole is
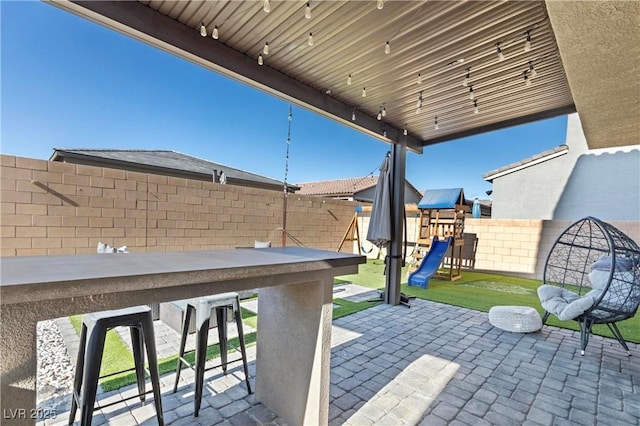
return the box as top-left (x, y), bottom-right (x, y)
top-left (385, 138), bottom-right (406, 305)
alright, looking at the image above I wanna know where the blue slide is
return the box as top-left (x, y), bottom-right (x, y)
top-left (408, 237), bottom-right (452, 289)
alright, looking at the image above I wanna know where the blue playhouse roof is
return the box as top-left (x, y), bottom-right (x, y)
top-left (418, 188), bottom-right (465, 209)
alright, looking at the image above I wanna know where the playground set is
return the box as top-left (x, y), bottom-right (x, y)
top-left (337, 188), bottom-right (469, 290)
top-left (407, 188), bottom-right (469, 288)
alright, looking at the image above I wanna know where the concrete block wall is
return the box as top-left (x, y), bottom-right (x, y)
top-left (0, 155), bottom-right (356, 256)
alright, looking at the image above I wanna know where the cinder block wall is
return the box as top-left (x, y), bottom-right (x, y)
top-left (0, 155), bottom-right (356, 256)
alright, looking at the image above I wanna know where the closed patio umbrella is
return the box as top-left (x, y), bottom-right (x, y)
top-left (472, 198), bottom-right (481, 218)
top-left (367, 152), bottom-right (392, 247)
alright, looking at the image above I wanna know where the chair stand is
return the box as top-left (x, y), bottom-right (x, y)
top-left (69, 306), bottom-right (164, 426)
top-left (172, 292), bottom-right (252, 417)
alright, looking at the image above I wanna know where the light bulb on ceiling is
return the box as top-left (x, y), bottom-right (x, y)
top-left (352, 109), bottom-right (356, 121)
top-left (385, 41), bottom-right (391, 54)
top-left (258, 54), bottom-right (263, 65)
top-left (362, 87), bottom-right (366, 97)
top-left (347, 74), bottom-right (352, 85)
top-left (305, 2), bottom-right (311, 19)
top-left (377, 108), bottom-right (382, 120)
top-left (377, 0), bottom-right (384, 10)
top-left (403, 128), bottom-right (408, 136)
top-left (462, 68), bottom-right (470, 87)
top-left (416, 91), bottom-right (423, 115)
top-left (263, 0), bottom-right (270, 13)
top-left (474, 100), bottom-right (479, 114)
top-left (529, 61), bottom-right (538, 79)
top-left (524, 31), bottom-right (531, 52)
top-left (308, 32), bottom-right (314, 46)
top-left (263, 42), bottom-right (269, 55)
top-left (381, 104), bottom-right (386, 117)
top-left (383, 128), bottom-right (387, 138)
top-left (200, 23), bottom-right (207, 37)
top-left (212, 26), bottom-right (219, 39)
top-left (417, 73), bottom-right (422, 85)
top-left (434, 117), bottom-right (439, 130)
top-left (496, 42), bottom-right (505, 62)
top-left (469, 85), bottom-right (474, 100)
top-left (523, 71), bottom-right (531, 87)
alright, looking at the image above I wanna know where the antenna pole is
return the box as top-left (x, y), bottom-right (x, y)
top-left (282, 105), bottom-right (292, 247)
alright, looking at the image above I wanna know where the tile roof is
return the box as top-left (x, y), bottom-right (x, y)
top-left (50, 149), bottom-right (296, 190)
top-left (296, 176), bottom-right (379, 197)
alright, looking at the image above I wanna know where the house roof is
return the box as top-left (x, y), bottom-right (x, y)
top-left (297, 176), bottom-right (379, 197)
top-left (483, 144), bottom-right (569, 182)
top-left (418, 188), bottom-right (465, 209)
top-left (50, 149), bottom-right (298, 191)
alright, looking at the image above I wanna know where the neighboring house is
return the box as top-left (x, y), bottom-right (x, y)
top-left (484, 113), bottom-right (640, 220)
top-left (297, 176), bottom-right (423, 205)
top-left (50, 149), bottom-right (298, 192)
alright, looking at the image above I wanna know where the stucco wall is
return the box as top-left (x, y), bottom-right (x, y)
top-left (0, 155), bottom-right (356, 256)
top-left (489, 113), bottom-right (640, 220)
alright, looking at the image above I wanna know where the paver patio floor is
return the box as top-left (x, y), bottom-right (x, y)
top-left (41, 288), bottom-right (639, 425)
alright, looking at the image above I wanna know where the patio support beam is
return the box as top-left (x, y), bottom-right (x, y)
top-left (52, 0), bottom-right (423, 153)
top-left (385, 138), bottom-right (406, 306)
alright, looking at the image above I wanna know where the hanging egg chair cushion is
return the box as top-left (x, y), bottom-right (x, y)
top-left (537, 285), bottom-right (597, 321)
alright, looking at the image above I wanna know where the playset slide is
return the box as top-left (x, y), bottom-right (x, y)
top-left (408, 236), bottom-right (452, 289)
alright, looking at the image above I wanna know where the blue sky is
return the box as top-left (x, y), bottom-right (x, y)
top-left (1, 1), bottom-right (568, 199)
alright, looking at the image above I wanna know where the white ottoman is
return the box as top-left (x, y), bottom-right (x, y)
top-left (488, 305), bottom-right (542, 333)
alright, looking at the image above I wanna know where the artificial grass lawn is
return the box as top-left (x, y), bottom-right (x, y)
top-left (68, 297), bottom-right (377, 391)
top-left (335, 259), bottom-right (640, 344)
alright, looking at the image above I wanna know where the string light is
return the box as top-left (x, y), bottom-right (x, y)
top-left (469, 85), bottom-right (475, 100)
top-left (382, 127), bottom-right (387, 138)
top-left (263, 42), bottom-right (269, 55)
top-left (347, 74), bottom-right (352, 85)
top-left (529, 61), bottom-right (538, 78)
top-left (381, 103), bottom-right (387, 117)
top-left (474, 100), bottom-right (479, 114)
top-left (462, 68), bottom-right (470, 87)
top-left (308, 32), bottom-right (314, 46)
top-left (377, 108), bottom-right (382, 120)
top-left (362, 87), bottom-right (366, 97)
top-left (305, 2), bottom-right (311, 19)
top-left (403, 128), bottom-right (408, 136)
top-left (212, 26), bottom-right (219, 39)
top-left (351, 108), bottom-right (356, 121)
top-left (385, 41), bottom-right (390, 54)
top-left (263, 0), bottom-right (270, 13)
top-left (377, 0), bottom-right (384, 10)
top-left (416, 91), bottom-right (423, 114)
top-left (523, 70), bottom-right (531, 87)
top-left (200, 23), bottom-right (207, 37)
top-left (258, 54), bottom-right (263, 65)
top-left (434, 116), bottom-right (439, 130)
top-left (496, 42), bottom-right (505, 62)
top-left (524, 30), bottom-right (531, 52)
top-left (417, 73), bottom-right (422, 85)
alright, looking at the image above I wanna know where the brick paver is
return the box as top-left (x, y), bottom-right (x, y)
top-left (41, 287), bottom-right (639, 425)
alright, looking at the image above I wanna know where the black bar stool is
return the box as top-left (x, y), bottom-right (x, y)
top-left (69, 305), bottom-right (164, 426)
top-left (173, 292), bottom-right (251, 417)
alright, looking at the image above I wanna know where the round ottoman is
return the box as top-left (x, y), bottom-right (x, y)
top-left (488, 306), bottom-right (542, 333)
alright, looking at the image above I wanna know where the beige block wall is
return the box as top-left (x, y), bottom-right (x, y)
top-left (0, 155), bottom-right (357, 256)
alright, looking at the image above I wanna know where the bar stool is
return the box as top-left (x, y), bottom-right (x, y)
top-left (69, 305), bottom-right (164, 426)
top-left (173, 292), bottom-right (252, 417)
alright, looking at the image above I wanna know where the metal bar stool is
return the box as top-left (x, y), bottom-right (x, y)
top-left (172, 292), bottom-right (252, 417)
top-left (69, 305), bottom-right (164, 426)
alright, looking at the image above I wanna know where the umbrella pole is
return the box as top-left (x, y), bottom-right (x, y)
top-left (385, 141), bottom-right (406, 305)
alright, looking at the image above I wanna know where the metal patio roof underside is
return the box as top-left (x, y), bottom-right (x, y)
top-left (56, 1), bottom-right (576, 153)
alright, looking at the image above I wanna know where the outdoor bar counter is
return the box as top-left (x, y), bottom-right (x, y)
top-left (0, 247), bottom-right (365, 425)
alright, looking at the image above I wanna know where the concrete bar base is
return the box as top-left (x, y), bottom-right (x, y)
top-left (256, 278), bottom-right (333, 426)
